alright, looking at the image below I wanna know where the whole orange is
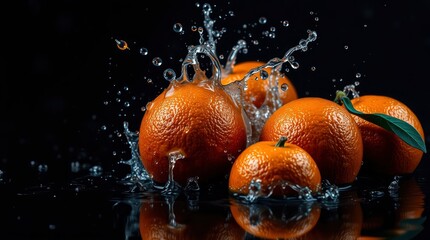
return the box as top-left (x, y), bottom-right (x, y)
top-left (260, 97), bottom-right (363, 185)
top-left (228, 136), bottom-right (321, 197)
top-left (221, 61), bottom-right (298, 108)
top-left (349, 95), bottom-right (425, 176)
top-left (138, 78), bottom-right (248, 185)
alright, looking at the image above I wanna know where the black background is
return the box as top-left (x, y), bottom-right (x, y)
top-left (3, 0), bottom-right (430, 204)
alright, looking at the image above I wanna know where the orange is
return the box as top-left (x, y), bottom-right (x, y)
top-left (138, 77), bottom-right (248, 185)
top-left (260, 97), bottom-right (363, 185)
top-left (228, 136), bottom-right (321, 197)
top-left (229, 198), bottom-right (321, 239)
top-left (221, 61), bottom-right (298, 108)
top-left (139, 196), bottom-right (246, 239)
top-left (348, 95), bottom-right (425, 176)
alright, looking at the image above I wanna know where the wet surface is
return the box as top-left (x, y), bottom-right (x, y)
top-left (1, 155), bottom-right (430, 239)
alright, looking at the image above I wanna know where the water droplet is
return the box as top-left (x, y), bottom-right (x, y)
top-left (260, 70), bottom-right (269, 80)
top-left (202, 3), bottom-right (211, 12)
top-left (124, 101), bottom-right (130, 107)
top-left (311, 66), bottom-right (316, 71)
top-left (38, 164), bottom-right (48, 173)
top-left (173, 23), bottom-right (183, 33)
top-left (100, 125), bottom-right (107, 131)
top-left (139, 48), bottom-right (148, 56)
top-left (152, 57), bottom-right (162, 66)
top-left (344, 45), bottom-right (349, 50)
top-left (355, 73), bottom-right (361, 78)
top-left (191, 25), bottom-right (197, 31)
top-left (281, 83), bottom-right (289, 91)
top-left (258, 17), bottom-right (267, 24)
top-left (89, 165), bottom-right (103, 176)
top-left (314, 17), bottom-right (319, 21)
top-left (163, 68), bottom-right (176, 81)
top-left (198, 27), bottom-right (204, 34)
top-left (282, 20), bottom-right (289, 27)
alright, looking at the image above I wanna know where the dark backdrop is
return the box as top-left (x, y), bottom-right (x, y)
top-left (2, 0), bottom-right (430, 185)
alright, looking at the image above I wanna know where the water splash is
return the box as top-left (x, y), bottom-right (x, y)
top-left (166, 195), bottom-right (186, 229)
top-left (237, 30), bottom-right (318, 142)
top-left (342, 82), bottom-right (360, 98)
top-left (235, 177), bottom-right (340, 203)
top-left (159, 150), bottom-right (185, 195)
top-left (120, 3), bottom-right (319, 197)
top-left (120, 121), bottom-right (152, 190)
top-left (223, 39), bottom-right (247, 75)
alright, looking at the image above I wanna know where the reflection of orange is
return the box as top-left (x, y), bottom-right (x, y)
top-left (295, 191), bottom-right (363, 239)
top-left (228, 137), bottom-right (321, 197)
top-left (260, 97), bottom-right (363, 185)
top-left (230, 199), bottom-right (321, 239)
top-left (221, 61), bottom-right (298, 108)
top-left (139, 197), bottom-right (246, 240)
top-left (138, 77), bottom-right (247, 185)
top-left (396, 177), bottom-right (425, 221)
top-left (349, 95), bottom-right (425, 176)
top-left (360, 177), bottom-right (425, 238)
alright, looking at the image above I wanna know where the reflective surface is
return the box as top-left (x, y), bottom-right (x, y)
top-left (2, 156), bottom-right (429, 239)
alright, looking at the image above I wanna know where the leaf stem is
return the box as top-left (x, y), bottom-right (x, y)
top-left (275, 136), bottom-right (288, 147)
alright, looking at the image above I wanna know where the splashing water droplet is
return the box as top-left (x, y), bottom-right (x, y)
top-left (152, 57), bottom-right (163, 66)
top-left (139, 48), bottom-right (148, 56)
top-left (260, 70), bottom-right (269, 80)
top-left (163, 68), bottom-right (177, 82)
top-left (280, 83), bottom-right (288, 92)
top-left (246, 179), bottom-right (263, 202)
top-left (161, 150), bottom-right (185, 195)
top-left (258, 17), bottom-right (267, 24)
top-left (388, 176), bottom-right (401, 190)
top-left (173, 23), bottom-right (183, 33)
top-left (343, 84), bottom-right (360, 98)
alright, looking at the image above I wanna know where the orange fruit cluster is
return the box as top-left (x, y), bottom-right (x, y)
top-left (138, 59), bottom-right (426, 199)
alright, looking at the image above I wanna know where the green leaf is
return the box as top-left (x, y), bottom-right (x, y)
top-left (340, 96), bottom-right (427, 153)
